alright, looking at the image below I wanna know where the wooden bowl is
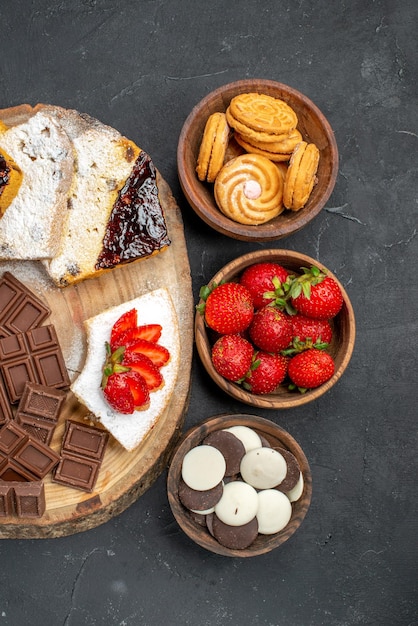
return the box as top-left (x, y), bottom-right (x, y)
top-left (167, 413), bottom-right (312, 557)
top-left (177, 79), bottom-right (338, 241)
top-left (195, 249), bottom-right (356, 409)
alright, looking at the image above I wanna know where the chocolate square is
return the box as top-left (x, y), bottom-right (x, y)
top-left (13, 481), bottom-right (46, 518)
top-left (0, 324), bottom-right (70, 403)
top-left (0, 272), bottom-right (50, 337)
top-left (53, 453), bottom-right (101, 492)
top-left (62, 420), bottom-right (108, 461)
top-left (0, 482), bottom-right (14, 516)
top-left (14, 438), bottom-right (59, 479)
top-left (17, 382), bottom-right (66, 421)
top-left (0, 377), bottom-right (12, 425)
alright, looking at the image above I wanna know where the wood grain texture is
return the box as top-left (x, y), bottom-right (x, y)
top-left (177, 79), bottom-right (339, 241)
top-left (167, 413), bottom-right (312, 557)
top-left (0, 105), bottom-right (194, 538)
top-left (195, 249), bottom-right (356, 409)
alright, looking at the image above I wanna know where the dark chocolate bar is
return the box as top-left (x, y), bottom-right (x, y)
top-left (0, 325), bottom-right (70, 403)
top-left (0, 272), bottom-right (50, 338)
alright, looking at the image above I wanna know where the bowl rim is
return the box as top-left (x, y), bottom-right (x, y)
top-left (167, 413), bottom-right (312, 557)
top-left (177, 78), bottom-right (339, 241)
top-left (194, 248), bottom-right (356, 409)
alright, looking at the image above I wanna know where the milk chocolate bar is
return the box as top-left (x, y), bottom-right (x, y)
top-left (0, 482), bottom-right (14, 516)
top-left (53, 419), bottom-right (108, 492)
top-left (13, 481), bottom-right (46, 517)
top-left (0, 481), bottom-right (45, 518)
top-left (15, 382), bottom-right (66, 444)
top-left (0, 272), bottom-right (50, 338)
top-left (0, 421), bottom-right (59, 481)
top-left (0, 376), bottom-right (12, 425)
top-left (0, 324), bottom-right (70, 403)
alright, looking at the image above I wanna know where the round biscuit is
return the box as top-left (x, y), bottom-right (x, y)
top-left (226, 107), bottom-right (292, 145)
top-left (214, 153), bottom-right (284, 225)
top-left (228, 92), bottom-right (298, 135)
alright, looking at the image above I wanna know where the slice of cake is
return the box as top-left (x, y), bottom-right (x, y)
top-left (40, 106), bottom-right (170, 287)
top-left (0, 110), bottom-right (73, 260)
top-left (71, 288), bottom-right (180, 451)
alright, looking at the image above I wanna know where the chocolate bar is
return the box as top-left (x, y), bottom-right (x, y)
top-left (0, 324), bottom-right (70, 403)
top-left (0, 376), bottom-right (12, 425)
top-left (15, 382), bottom-right (66, 444)
top-left (0, 481), bottom-right (45, 518)
top-left (53, 419), bottom-right (108, 492)
top-left (0, 421), bottom-right (59, 481)
top-left (0, 272), bottom-right (50, 338)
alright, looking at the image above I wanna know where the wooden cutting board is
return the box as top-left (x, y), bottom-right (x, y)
top-left (0, 105), bottom-right (194, 538)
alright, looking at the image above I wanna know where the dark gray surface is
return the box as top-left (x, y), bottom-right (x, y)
top-left (1, 1), bottom-right (417, 625)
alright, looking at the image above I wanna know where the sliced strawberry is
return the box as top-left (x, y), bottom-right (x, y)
top-left (103, 372), bottom-right (135, 414)
top-left (124, 339), bottom-right (170, 368)
top-left (122, 352), bottom-right (163, 391)
top-left (110, 309), bottom-right (138, 350)
top-left (115, 323), bottom-right (162, 348)
top-left (124, 371), bottom-right (150, 408)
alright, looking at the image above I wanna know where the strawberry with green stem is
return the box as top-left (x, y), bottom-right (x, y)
top-left (288, 348), bottom-right (335, 392)
top-left (243, 351), bottom-right (288, 395)
top-left (239, 262), bottom-right (293, 310)
top-left (211, 334), bottom-right (254, 382)
top-left (290, 266), bottom-right (343, 320)
top-left (197, 281), bottom-right (254, 334)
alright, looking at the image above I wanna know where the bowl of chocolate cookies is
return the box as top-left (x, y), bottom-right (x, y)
top-left (177, 79), bottom-right (339, 241)
top-left (167, 414), bottom-right (312, 557)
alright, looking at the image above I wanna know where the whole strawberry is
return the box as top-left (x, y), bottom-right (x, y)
top-left (290, 314), bottom-right (333, 346)
top-left (239, 262), bottom-right (291, 309)
top-left (249, 305), bottom-right (293, 352)
top-left (243, 351), bottom-right (288, 394)
top-left (288, 348), bottom-right (335, 392)
top-left (290, 266), bottom-right (343, 320)
top-left (198, 282), bottom-right (254, 334)
top-left (211, 334), bottom-right (253, 382)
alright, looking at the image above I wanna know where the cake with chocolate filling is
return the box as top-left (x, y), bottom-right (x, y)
top-left (40, 105), bottom-right (170, 287)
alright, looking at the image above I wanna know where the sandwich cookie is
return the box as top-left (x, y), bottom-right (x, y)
top-left (234, 129), bottom-right (302, 162)
top-left (196, 112), bottom-right (230, 183)
top-left (227, 92), bottom-right (298, 138)
top-left (283, 141), bottom-right (320, 211)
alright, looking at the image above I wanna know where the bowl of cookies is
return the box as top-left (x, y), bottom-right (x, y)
top-left (177, 79), bottom-right (338, 241)
top-left (167, 413), bottom-right (312, 557)
top-left (194, 249), bottom-right (355, 409)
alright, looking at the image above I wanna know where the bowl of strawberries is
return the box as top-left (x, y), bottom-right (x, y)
top-left (194, 249), bottom-right (355, 409)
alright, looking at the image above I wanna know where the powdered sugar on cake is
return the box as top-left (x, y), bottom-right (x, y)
top-left (71, 288), bottom-right (180, 451)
